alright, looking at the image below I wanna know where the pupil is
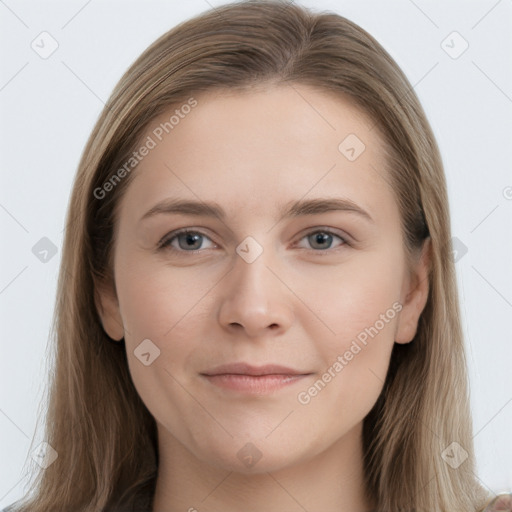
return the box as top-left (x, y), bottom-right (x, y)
top-left (182, 233), bottom-right (201, 249)
top-left (312, 232), bottom-right (331, 249)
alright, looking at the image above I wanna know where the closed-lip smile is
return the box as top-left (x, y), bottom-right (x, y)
top-left (201, 362), bottom-right (309, 376)
top-left (200, 362), bottom-right (313, 394)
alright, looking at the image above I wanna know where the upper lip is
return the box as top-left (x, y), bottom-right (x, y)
top-left (201, 362), bottom-right (309, 376)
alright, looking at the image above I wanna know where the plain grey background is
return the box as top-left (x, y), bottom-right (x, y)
top-left (1, 0), bottom-right (511, 507)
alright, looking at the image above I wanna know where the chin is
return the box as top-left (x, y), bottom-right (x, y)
top-left (194, 436), bottom-right (312, 475)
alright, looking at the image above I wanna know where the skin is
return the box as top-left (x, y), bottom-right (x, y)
top-left (97, 83), bottom-right (431, 512)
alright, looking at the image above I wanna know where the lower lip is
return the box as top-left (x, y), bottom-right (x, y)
top-left (202, 374), bottom-right (309, 394)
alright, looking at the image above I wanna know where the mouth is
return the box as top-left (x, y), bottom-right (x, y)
top-left (200, 362), bottom-right (313, 394)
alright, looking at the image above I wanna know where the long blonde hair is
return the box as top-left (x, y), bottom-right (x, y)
top-left (9, 1), bottom-right (490, 511)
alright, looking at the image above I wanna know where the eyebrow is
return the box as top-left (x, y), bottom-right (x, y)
top-left (139, 197), bottom-right (374, 223)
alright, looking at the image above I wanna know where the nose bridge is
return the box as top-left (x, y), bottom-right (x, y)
top-left (233, 242), bottom-right (275, 305)
top-left (217, 236), bottom-right (293, 336)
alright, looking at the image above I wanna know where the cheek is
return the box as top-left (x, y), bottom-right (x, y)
top-left (113, 255), bottom-right (209, 396)
top-left (116, 252), bottom-right (216, 339)
top-left (293, 262), bottom-right (400, 433)
top-left (115, 262), bottom-right (214, 444)
top-left (295, 340), bottom-right (392, 447)
top-left (290, 249), bottom-right (402, 409)
top-left (289, 248), bottom-right (403, 346)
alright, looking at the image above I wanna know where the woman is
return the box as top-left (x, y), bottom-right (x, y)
top-left (4, 1), bottom-right (510, 511)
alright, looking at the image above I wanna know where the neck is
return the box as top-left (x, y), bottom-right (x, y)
top-left (152, 423), bottom-right (374, 512)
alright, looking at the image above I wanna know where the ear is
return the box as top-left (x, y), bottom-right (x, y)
top-left (395, 238), bottom-right (431, 344)
top-left (94, 278), bottom-right (125, 341)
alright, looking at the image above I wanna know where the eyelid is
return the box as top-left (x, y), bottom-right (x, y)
top-left (157, 228), bottom-right (217, 252)
top-left (293, 226), bottom-right (350, 245)
top-left (157, 226), bottom-right (351, 254)
top-left (291, 227), bottom-right (350, 255)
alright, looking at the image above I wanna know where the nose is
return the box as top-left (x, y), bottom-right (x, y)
top-left (217, 246), bottom-right (294, 339)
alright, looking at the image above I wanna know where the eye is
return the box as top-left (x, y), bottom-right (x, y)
top-left (158, 227), bottom-right (348, 255)
top-left (296, 228), bottom-right (348, 253)
top-left (158, 229), bottom-right (216, 253)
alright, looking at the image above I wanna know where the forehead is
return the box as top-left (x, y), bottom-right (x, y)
top-left (119, 84), bottom-right (396, 228)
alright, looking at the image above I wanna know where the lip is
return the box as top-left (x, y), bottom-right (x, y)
top-left (200, 362), bottom-right (312, 394)
top-left (201, 362), bottom-right (307, 376)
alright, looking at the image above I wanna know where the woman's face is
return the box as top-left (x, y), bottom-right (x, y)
top-left (98, 84), bottom-right (429, 473)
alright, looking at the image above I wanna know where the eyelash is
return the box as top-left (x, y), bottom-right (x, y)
top-left (157, 227), bottom-right (349, 256)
